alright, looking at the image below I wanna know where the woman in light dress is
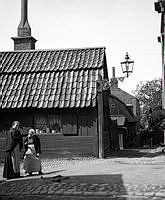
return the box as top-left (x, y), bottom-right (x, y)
top-left (23, 129), bottom-right (43, 176)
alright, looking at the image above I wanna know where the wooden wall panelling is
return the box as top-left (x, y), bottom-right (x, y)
top-left (62, 112), bottom-right (78, 135)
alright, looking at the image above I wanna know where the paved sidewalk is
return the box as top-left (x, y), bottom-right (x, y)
top-left (1, 148), bottom-right (165, 200)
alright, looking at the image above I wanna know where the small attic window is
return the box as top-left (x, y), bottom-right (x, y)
top-left (111, 104), bottom-right (116, 108)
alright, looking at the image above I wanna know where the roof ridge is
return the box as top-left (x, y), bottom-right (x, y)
top-left (0, 46), bottom-right (106, 53)
top-left (111, 87), bottom-right (137, 97)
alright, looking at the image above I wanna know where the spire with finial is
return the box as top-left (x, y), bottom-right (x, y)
top-left (18, 0), bottom-right (31, 37)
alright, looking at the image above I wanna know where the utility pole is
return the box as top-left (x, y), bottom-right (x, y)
top-left (155, 0), bottom-right (165, 143)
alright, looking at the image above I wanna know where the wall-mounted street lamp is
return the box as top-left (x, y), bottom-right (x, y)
top-left (111, 52), bottom-right (134, 86)
top-left (97, 52), bottom-right (135, 91)
top-left (120, 52), bottom-right (134, 78)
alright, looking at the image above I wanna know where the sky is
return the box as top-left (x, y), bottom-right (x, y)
top-left (0, 0), bottom-right (162, 94)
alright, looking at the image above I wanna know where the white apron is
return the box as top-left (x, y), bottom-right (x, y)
top-left (23, 144), bottom-right (41, 173)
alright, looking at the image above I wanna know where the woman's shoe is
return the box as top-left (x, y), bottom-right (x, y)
top-left (28, 172), bottom-right (32, 176)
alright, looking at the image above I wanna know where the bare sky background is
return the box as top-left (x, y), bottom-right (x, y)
top-left (0, 0), bottom-right (161, 94)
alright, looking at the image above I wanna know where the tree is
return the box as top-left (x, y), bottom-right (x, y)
top-left (132, 78), bottom-right (162, 114)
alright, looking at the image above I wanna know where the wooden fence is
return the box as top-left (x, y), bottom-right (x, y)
top-left (0, 134), bottom-right (95, 160)
top-left (39, 134), bottom-right (94, 157)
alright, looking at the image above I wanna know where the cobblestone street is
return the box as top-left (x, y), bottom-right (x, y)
top-left (1, 148), bottom-right (165, 199)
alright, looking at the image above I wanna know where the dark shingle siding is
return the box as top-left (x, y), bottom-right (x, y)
top-left (1, 47), bottom-right (106, 109)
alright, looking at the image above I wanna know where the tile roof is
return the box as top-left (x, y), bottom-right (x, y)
top-left (0, 47), bottom-right (108, 109)
top-left (109, 95), bottom-right (137, 123)
top-left (111, 88), bottom-right (138, 105)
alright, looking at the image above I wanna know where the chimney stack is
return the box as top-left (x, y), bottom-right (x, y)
top-left (112, 67), bottom-right (116, 78)
top-left (11, 0), bottom-right (37, 50)
top-left (111, 67), bottom-right (118, 88)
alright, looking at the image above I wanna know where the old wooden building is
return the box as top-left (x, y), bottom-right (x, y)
top-left (0, 46), bottom-right (111, 158)
top-left (109, 94), bottom-right (138, 149)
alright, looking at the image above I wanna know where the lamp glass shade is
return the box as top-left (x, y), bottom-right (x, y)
top-left (120, 52), bottom-right (134, 77)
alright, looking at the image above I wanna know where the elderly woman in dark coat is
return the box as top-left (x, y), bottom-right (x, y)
top-left (3, 121), bottom-right (23, 179)
top-left (23, 129), bottom-right (43, 176)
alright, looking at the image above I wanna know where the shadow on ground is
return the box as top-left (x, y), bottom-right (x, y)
top-left (0, 174), bottom-right (128, 200)
top-left (105, 148), bottom-right (163, 158)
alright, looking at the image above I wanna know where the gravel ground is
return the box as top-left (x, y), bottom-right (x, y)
top-left (1, 148), bottom-right (165, 181)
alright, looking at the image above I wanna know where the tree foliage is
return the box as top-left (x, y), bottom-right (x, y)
top-left (132, 78), bottom-right (162, 113)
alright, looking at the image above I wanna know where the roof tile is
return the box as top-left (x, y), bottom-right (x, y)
top-left (1, 47), bottom-right (107, 109)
